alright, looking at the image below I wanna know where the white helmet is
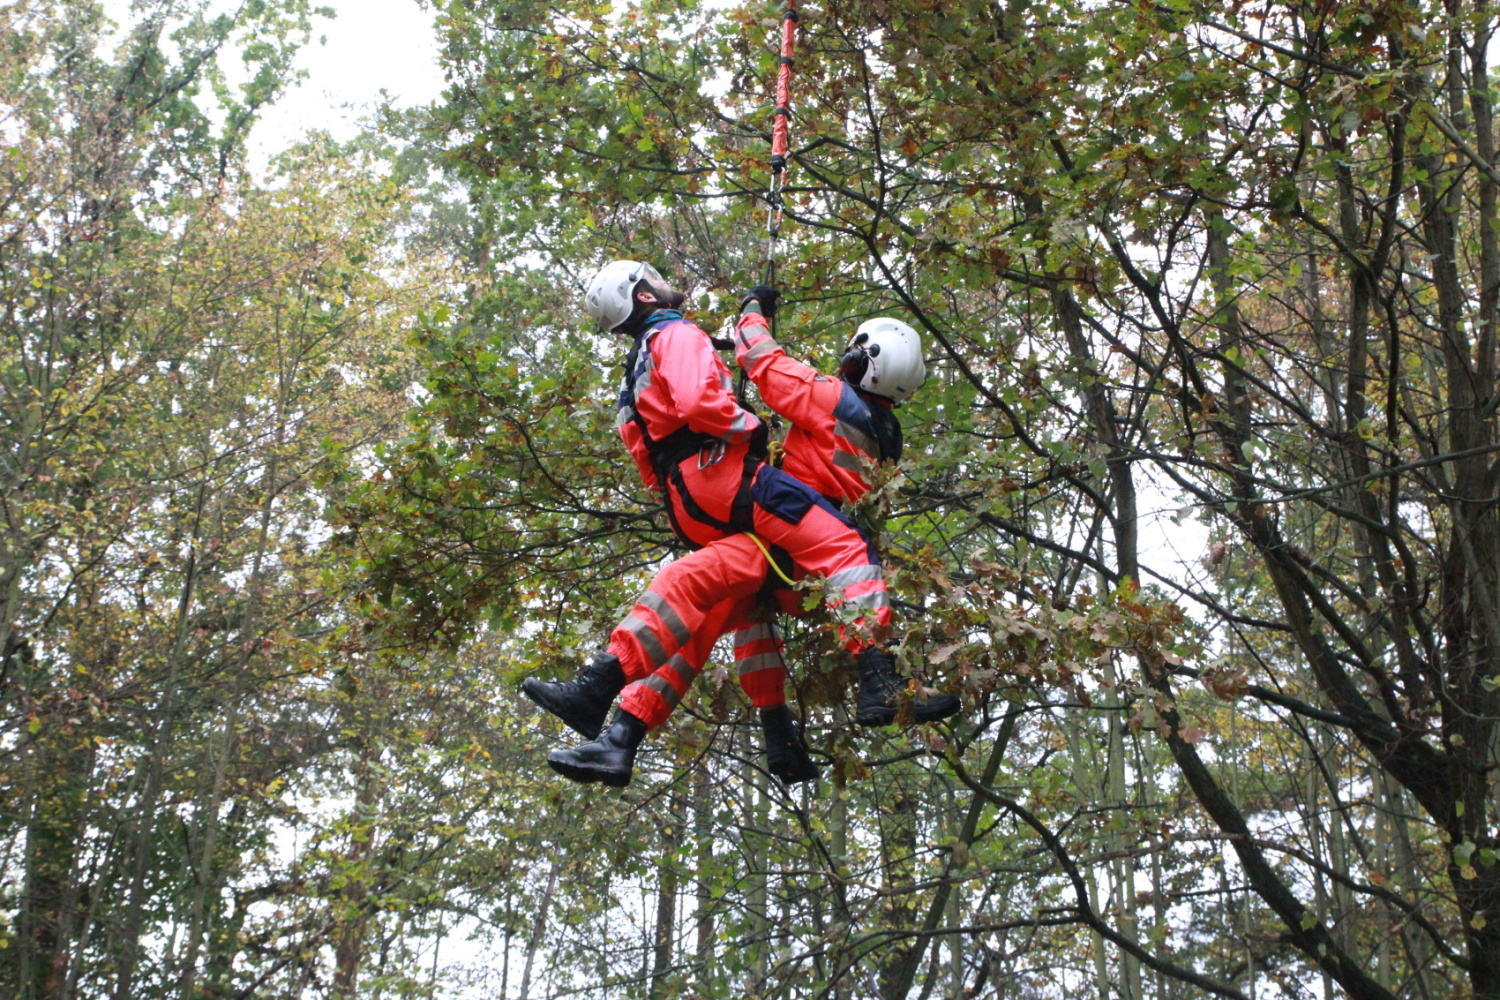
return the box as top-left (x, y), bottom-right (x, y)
top-left (842, 317), bottom-right (926, 403)
top-left (584, 259), bottom-right (662, 331)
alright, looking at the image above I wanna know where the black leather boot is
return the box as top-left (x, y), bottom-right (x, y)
top-left (760, 705), bottom-right (819, 785)
top-left (546, 708), bottom-right (647, 787)
top-left (523, 651), bottom-right (626, 740)
top-left (854, 646), bottom-right (960, 727)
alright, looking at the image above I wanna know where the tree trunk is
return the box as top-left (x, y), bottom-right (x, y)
top-left (693, 762), bottom-right (716, 992)
top-left (518, 861), bottom-right (558, 1000)
top-left (650, 788), bottom-right (683, 998)
top-left (830, 707), bottom-right (853, 1000)
top-left (331, 733), bottom-right (382, 1000)
top-left (877, 782), bottom-right (919, 1000)
top-left (18, 737), bottom-right (95, 1000)
top-left (745, 725), bottom-right (770, 994)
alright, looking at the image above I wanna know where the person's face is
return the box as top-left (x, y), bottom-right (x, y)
top-left (636, 277), bottom-right (686, 311)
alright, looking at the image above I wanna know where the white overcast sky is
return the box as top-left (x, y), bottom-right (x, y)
top-left (250, 0), bottom-right (445, 161)
top-left (99, 0), bottom-right (446, 165)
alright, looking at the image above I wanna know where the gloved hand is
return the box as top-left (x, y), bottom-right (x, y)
top-left (740, 285), bottom-right (781, 322)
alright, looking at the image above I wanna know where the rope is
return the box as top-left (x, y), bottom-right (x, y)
top-left (746, 533), bottom-right (798, 587)
top-left (764, 0), bottom-right (798, 285)
top-left (734, 2), bottom-right (799, 406)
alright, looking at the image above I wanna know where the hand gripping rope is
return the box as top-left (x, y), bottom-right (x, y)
top-left (764, 0), bottom-right (798, 286)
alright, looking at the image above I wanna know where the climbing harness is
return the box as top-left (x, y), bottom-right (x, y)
top-left (764, 0), bottom-right (799, 286)
top-left (620, 312), bottom-right (767, 545)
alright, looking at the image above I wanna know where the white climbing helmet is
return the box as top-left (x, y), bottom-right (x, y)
top-left (583, 259), bottom-right (662, 332)
top-left (842, 317), bottom-right (926, 403)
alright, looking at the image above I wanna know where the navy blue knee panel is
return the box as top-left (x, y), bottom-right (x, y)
top-left (751, 466), bottom-right (878, 567)
top-left (751, 465), bottom-right (818, 525)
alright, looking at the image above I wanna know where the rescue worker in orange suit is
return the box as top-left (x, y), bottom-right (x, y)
top-left (725, 287), bottom-right (940, 761)
top-left (523, 263), bottom-right (957, 786)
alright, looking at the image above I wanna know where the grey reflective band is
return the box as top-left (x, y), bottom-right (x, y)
top-left (835, 419), bottom-right (879, 458)
top-left (736, 652), bottom-right (785, 676)
top-left (832, 449), bottom-right (865, 474)
top-left (737, 622), bottom-right (777, 644)
top-left (847, 590), bottom-right (891, 610)
top-left (828, 565), bottom-right (883, 588)
top-left (644, 674), bottom-right (682, 710)
top-left (622, 614), bottom-right (669, 667)
top-left (639, 591), bottom-right (691, 649)
top-left (663, 653), bottom-right (697, 687)
top-left (742, 337), bottom-right (779, 367)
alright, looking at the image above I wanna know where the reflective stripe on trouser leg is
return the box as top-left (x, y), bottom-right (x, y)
top-left (747, 468), bottom-right (891, 652)
top-left (617, 546), bottom-right (767, 727)
top-left (618, 653), bottom-right (698, 729)
top-left (734, 616), bottom-right (787, 709)
top-left (606, 560), bottom-right (735, 682)
top-left (826, 564), bottom-right (892, 643)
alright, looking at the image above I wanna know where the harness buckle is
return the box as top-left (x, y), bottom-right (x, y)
top-left (697, 440), bottom-right (727, 469)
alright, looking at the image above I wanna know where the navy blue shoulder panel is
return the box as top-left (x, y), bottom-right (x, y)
top-left (832, 382), bottom-right (874, 431)
top-left (833, 383), bottom-right (902, 463)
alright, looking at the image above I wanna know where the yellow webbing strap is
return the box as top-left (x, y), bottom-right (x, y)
top-left (746, 533), bottom-right (798, 587)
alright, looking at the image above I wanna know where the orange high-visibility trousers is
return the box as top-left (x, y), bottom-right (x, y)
top-left (610, 475), bottom-right (889, 728)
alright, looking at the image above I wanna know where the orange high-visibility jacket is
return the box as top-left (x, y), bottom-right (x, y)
top-left (734, 311), bottom-right (900, 507)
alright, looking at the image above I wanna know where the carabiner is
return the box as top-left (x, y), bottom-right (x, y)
top-left (697, 440), bottom-right (728, 469)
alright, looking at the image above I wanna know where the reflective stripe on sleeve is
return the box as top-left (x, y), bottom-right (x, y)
top-left (834, 419), bottom-right (879, 459)
top-left (742, 337), bottom-right (779, 367)
top-left (832, 448), bottom-right (865, 474)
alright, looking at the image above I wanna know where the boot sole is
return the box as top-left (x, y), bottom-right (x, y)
top-left (855, 705), bottom-right (898, 727)
top-left (770, 758), bottom-right (820, 784)
top-left (547, 755), bottom-right (632, 788)
top-left (855, 698), bottom-right (961, 727)
top-left (522, 680), bottom-right (605, 740)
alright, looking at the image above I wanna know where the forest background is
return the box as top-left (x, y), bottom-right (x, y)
top-left (5, 1), bottom-right (1500, 999)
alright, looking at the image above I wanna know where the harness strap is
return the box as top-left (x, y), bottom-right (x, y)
top-left (867, 397), bottom-right (903, 463)
top-left (622, 317), bottom-right (766, 546)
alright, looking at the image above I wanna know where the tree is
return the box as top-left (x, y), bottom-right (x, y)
top-left (0, 3), bottom-right (454, 996)
top-left (350, 0), bottom-right (1500, 996)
